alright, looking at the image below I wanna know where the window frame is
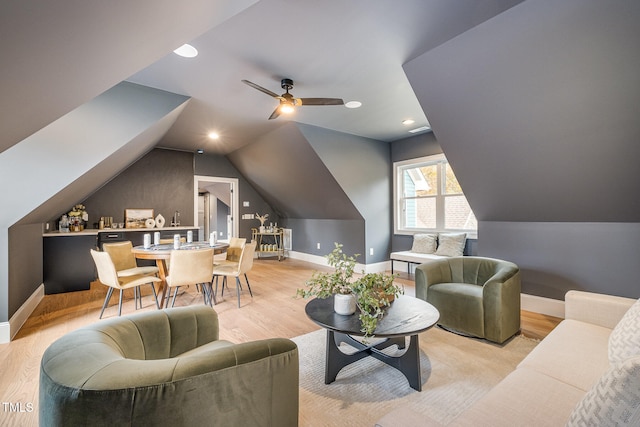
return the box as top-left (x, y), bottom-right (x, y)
top-left (393, 154), bottom-right (477, 237)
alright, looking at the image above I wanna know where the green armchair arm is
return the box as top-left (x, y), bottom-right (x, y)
top-left (415, 259), bottom-right (453, 301)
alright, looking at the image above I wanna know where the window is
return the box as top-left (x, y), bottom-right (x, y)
top-left (394, 154), bottom-right (477, 235)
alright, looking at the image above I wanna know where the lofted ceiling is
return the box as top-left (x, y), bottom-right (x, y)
top-left (0, 0), bottom-right (525, 157)
top-left (126, 0), bottom-right (525, 154)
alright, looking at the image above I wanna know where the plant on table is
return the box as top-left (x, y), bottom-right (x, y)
top-left (296, 243), bottom-right (403, 337)
top-left (352, 271), bottom-right (402, 337)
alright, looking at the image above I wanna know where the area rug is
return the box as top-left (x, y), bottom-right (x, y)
top-left (293, 327), bottom-right (538, 427)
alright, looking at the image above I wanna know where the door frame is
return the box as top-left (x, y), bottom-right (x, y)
top-left (193, 175), bottom-right (239, 240)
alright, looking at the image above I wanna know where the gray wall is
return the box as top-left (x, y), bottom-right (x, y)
top-left (8, 224), bottom-right (43, 317)
top-left (480, 222), bottom-right (640, 300)
top-left (81, 149), bottom-right (195, 228)
top-left (299, 124), bottom-right (392, 263)
top-left (1, 83), bottom-right (189, 322)
top-left (227, 122), bottom-right (396, 263)
top-left (285, 219), bottom-right (365, 260)
top-left (403, 0), bottom-right (640, 300)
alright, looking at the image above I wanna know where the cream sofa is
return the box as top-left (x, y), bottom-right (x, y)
top-left (376, 290), bottom-right (640, 426)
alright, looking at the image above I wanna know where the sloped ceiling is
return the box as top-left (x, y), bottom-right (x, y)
top-left (404, 0), bottom-right (640, 223)
top-left (0, 0), bottom-right (257, 154)
top-left (227, 123), bottom-right (362, 220)
top-left (3, 82), bottom-right (190, 227)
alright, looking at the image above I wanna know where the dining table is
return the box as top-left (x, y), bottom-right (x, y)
top-left (131, 241), bottom-right (229, 309)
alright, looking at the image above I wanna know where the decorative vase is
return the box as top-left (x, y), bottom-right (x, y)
top-left (259, 225), bottom-right (266, 233)
top-left (334, 293), bottom-right (357, 315)
top-left (155, 214), bottom-right (165, 228)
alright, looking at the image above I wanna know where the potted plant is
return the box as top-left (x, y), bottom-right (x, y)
top-left (296, 243), bottom-right (358, 315)
top-left (352, 271), bottom-right (402, 337)
top-left (296, 243), bottom-right (403, 337)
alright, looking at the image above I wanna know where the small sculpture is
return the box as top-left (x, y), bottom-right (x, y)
top-left (256, 213), bottom-right (269, 232)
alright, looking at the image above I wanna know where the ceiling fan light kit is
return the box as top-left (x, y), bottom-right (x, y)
top-left (242, 78), bottom-right (344, 120)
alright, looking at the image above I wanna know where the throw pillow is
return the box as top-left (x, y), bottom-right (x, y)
top-left (410, 234), bottom-right (438, 254)
top-left (435, 233), bottom-right (466, 257)
top-left (566, 356), bottom-right (640, 427)
top-left (608, 298), bottom-right (640, 364)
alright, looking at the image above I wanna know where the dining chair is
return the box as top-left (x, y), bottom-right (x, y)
top-left (103, 241), bottom-right (160, 309)
top-left (212, 241), bottom-right (256, 308)
top-left (215, 237), bottom-right (246, 267)
top-left (165, 248), bottom-right (216, 307)
top-left (90, 249), bottom-right (161, 318)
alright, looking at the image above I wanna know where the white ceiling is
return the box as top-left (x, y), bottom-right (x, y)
top-left (127, 0), bottom-right (524, 154)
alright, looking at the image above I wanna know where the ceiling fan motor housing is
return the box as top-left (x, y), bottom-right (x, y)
top-left (281, 78), bottom-right (294, 90)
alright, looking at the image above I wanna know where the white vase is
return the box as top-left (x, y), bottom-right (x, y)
top-left (334, 293), bottom-right (356, 315)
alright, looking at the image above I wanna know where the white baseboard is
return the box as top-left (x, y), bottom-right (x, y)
top-left (287, 251), bottom-right (390, 274)
top-left (521, 293), bottom-right (565, 318)
top-left (0, 283), bottom-right (44, 344)
top-left (0, 321), bottom-right (9, 344)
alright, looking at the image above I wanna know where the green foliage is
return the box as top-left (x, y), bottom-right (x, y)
top-left (296, 243), bottom-right (403, 338)
top-left (352, 272), bottom-right (403, 337)
top-left (296, 243), bottom-right (358, 298)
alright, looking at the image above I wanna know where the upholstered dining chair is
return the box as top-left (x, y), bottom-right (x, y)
top-left (214, 237), bottom-right (246, 267)
top-left (165, 248), bottom-right (216, 307)
top-left (103, 241), bottom-right (159, 308)
top-left (212, 241), bottom-right (256, 308)
top-left (102, 241), bottom-right (159, 277)
top-left (90, 249), bottom-right (161, 318)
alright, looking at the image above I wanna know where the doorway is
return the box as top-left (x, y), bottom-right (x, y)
top-left (194, 176), bottom-right (239, 242)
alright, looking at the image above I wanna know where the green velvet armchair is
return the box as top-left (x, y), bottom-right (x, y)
top-left (40, 306), bottom-right (299, 427)
top-left (415, 256), bottom-right (521, 344)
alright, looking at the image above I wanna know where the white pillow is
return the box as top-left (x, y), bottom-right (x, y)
top-left (566, 356), bottom-right (640, 427)
top-left (410, 234), bottom-right (437, 254)
top-left (435, 233), bottom-right (466, 257)
top-left (609, 298), bottom-right (640, 364)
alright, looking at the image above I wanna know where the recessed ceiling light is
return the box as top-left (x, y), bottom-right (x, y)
top-left (345, 101), bottom-right (362, 109)
top-left (208, 131), bottom-right (219, 140)
top-left (173, 44), bottom-right (198, 58)
top-left (402, 119), bottom-right (415, 125)
top-left (408, 125), bottom-right (431, 134)
top-left (196, 149), bottom-right (204, 154)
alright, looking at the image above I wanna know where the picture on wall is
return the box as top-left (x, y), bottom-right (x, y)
top-left (125, 209), bottom-right (154, 229)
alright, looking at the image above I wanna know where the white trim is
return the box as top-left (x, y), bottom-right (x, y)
top-left (287, 251), bottom-right (390, 274)
top-left (0, 322), bottom-right (9, 344)
top-left (521, 293), bottom-right (565, 319)
top-left (393, 154), bottom-right (477, 236)
top-left (0, 283), bottom-right (44, 343)
top-left (194, 175), bottom-right (239, 239)
top-left (288, 251), bottom-right (330, 266)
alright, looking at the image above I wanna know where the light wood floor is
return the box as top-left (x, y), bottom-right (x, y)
top-left (0, 258), bottom-right (562, 426)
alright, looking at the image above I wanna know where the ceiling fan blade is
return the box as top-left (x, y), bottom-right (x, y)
top-left (268, 107), bottom-right (281, 120)
top-left (299, 98), bottom-right (344, 106)
top-left (242, 80), bottom-right (280, 98)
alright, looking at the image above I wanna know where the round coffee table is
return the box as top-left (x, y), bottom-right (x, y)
top-left (305, 295), bottom-right (439, 391)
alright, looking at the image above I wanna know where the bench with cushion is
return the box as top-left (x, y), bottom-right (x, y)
top-left (390, 233), bottom-right (466, 274)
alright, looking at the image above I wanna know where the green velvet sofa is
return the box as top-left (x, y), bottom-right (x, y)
top-left (415, 256), bottom-right (521, 344)
top-left (39, 306), bottom-right (299, 427)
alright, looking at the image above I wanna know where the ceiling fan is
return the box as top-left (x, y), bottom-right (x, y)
top-left (241, 78), bottom-right (344, 120)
